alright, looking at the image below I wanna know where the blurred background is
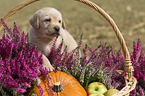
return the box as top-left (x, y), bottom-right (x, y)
top-left (0, 0), bottom-right (145, 52)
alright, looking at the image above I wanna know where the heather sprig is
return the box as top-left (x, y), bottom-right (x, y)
top-left (129, 39), bottom-right (145, 96)
top-left (0, 20), bottom-right (49, 95)
top-left (48, 36), bottom-right (144, 95)
top-left (48, 38), bottom-right (124, 90)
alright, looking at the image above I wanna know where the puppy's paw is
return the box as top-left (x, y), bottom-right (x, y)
top-left (42, 54), bottom-right (54, 72)
top-left (43, 63), bottom-right (54, 72)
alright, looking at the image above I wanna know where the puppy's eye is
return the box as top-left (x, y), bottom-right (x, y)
top-left (59, 20), bottom-right (61, 23)
top-left (45, 19), bottom-right (51, 22)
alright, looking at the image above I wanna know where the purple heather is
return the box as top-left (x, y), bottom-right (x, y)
top-left (48, 36), bottom-right (145, 95)
top-left (0, 20), bottom-right (50, 95)
top-left (129, 39), bottom-right (145, 96)
top-left (0, 20), bottom-right (144, 96)
top-left (16, 88), bottom-right (26, 93)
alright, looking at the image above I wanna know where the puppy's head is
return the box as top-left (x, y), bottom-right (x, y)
top-left (29, 7), bottom-right (66, 38)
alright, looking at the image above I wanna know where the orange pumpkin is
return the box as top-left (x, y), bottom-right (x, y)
top-left (29, 71), bottom-right (87, 96)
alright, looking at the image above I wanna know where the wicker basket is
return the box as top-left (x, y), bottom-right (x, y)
top-left (0, 0), bottom-right (137, 95)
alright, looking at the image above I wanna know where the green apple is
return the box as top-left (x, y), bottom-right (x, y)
top-left (105, 89), bottom-right (119, 96)
top-left (87, 82), bottom-right (107, 96)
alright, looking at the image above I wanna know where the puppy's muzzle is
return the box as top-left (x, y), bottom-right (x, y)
top-left (53, 26), bottom-right (60, 35)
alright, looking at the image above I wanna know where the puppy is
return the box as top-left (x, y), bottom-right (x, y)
top-left (29, 7), bottom-right (78, 71)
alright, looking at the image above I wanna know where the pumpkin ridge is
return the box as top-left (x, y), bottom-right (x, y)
top-left (31, 71), bottom-right (87, 96)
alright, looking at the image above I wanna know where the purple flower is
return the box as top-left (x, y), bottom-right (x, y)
top-left (48, 35), bottom-right (144, 95)
top-left (0, 20), bottom-right (50, 95)
top-left (129, 39), bottom-right (145, 96)
top-left (47, 38), bottom-right (124, 89)
top-left (16, 88), bottom-right (26, 93)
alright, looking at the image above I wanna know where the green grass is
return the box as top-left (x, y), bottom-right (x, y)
top-left (0, 0), bottom-right (145, 52)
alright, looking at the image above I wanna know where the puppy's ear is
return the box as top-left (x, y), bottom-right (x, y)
top-left (29, 13), bottom-right (40, 29)
top-left (62, 20), bottom-right (66, 29)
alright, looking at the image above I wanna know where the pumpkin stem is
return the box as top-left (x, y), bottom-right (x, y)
top-left (52, 82), bottom-right (63, 93)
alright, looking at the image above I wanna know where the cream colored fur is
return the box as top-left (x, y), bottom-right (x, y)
top-left (29, 7), bottom-right (78, 71)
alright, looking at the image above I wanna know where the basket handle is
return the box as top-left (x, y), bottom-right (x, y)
top-left (75, 0), bottom-right (134, 78)
top-left (0, 0), bottom-right (40, 31)
top-left (75, 0), bottom-right (137, 95)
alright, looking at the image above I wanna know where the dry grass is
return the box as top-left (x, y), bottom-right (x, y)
top-left (0, 0), bottom-right (145, 52)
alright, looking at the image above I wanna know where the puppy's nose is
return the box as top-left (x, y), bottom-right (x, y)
top-left (54, 26), bottom-right (60, 32)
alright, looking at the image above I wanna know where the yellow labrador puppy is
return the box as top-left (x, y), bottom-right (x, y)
top-left (29, 7), bottom-right (78, 71)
